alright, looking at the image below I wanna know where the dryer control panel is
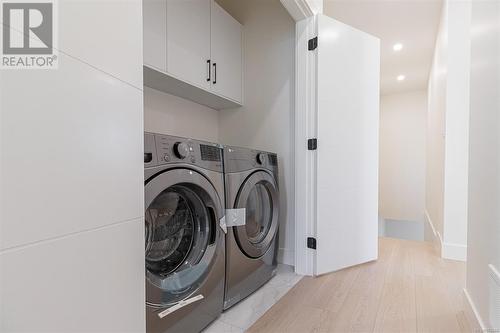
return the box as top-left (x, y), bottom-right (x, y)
top-left (223, 145), bottom-right (278, 175)
top-left (144, 132), bottom-right (223, 172)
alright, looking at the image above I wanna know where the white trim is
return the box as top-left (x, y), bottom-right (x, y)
top-left (441, 242), bottom-right (467, 261)
top-left (277, 248), bottom-right (295, 266)
top-left (489, 264), bottom-right (500, 329)
top-left (490, 264), bottom-right (500, 284)
top-left (425, 210), bottom-right (438, 237)
top-left (280, 0), bottom-right (314, 21)
top-left (425, 210), bottom-right (442, 255)
top-left (437, 231), bottom-right (443, 246)
top-left (463, 288), bottom-right (487, 331)
top-left (426, 210), bottom-right (467, 261)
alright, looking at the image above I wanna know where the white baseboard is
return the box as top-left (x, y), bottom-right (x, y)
top-left (442, 242), bottom-right (467, 261)
top-left (278, 248), bottom-right (295, 266)
top-left (463, 288), bottom-right (487, 331)
top-left (424, 211), bottom-right (467, 261)
top-left (424, 211), bottom-right (441, 255)
top-left (489, 264), bottom-right (500, 329)
top-left (424, 210), bottom-right (438, 239)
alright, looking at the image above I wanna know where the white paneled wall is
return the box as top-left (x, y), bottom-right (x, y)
top-left (0, 219), bottom-right (145, 332)
top-left (0, 1), bottom-right (145, 331)
top-left (1, 53), bottom-right (143, 249)
top-left (59, 0), bottom-right (143, 88)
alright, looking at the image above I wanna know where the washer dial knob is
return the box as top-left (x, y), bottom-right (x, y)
top-left (173, 142), bottom-right (190, 159)
top-left (257, 153), bottom-right (266, 165)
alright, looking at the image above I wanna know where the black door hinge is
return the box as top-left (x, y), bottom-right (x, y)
top-left (308, 37), bottom-right (318, 51)
top-left (307, 138), bottom-right (317, 150)
top-left (307, 237), bottom-right (317, 250)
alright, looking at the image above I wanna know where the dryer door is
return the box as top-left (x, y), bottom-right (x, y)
top-left (144, 168), bottom-right (223, 307)
top-left (234, 170), bottom-right (279, 258)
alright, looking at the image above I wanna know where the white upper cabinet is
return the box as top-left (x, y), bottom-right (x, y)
top-left (166, 0), bottom-right (211, 90)
top-left (143, 0), bottom-right (243, 109)
top-left (210, 0), bottom-right (242, 103)
top-left (143, 0), bottom-right (167, 71)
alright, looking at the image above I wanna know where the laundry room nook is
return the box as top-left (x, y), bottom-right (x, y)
top-left (1, 0), bottom-right (499, 332)
top-left (142, 1), bottom-right (297, 330)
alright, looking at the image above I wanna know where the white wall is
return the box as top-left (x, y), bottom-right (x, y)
top-left (0, 1), bottom-right (145, 331)
top-left (379, 90), bottom-right (427, 223)
top-left (426, 3), bottom-right (447, 249)
top-left (426, 0), bottom-right (471, 260)
top-left (442, 0), bottom-right (470, 259)
top-left (465, 0), bottom-right (500, 329)
top-left (144, 87), bottom-right (219, 142)
top-left (216, 0), bottom-right (296, 266)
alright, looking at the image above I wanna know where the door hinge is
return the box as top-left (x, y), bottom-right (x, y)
top-left (308, 37), bottom-right (318, 51)
top-left (307, 138), bottom-right (317, 150)
top-left (307, 237), bottom-right (317, 250)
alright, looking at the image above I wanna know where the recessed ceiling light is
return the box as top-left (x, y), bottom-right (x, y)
top-left (393, 43), bottom-right (403, 52)
top-left (397, 75), bottom-right (406, 81)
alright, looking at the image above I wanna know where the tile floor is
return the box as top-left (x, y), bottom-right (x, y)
top-left (203, 264), bottom-right (303, 333)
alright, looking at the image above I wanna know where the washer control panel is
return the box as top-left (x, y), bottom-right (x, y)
top-left (144, 132), bottom-right (222, 172)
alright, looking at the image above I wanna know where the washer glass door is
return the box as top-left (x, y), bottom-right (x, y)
top-left (145, 168), bottom-right (221, 307)
top-left (234, 171), bottom-right (279, 258)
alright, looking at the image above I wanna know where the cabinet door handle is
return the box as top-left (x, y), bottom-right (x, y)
top-left (206, 60), bottom-right (211, 82)
top-left (213, 63), bottom-right (217, 84)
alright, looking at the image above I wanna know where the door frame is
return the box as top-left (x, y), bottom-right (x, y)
top-left (279, 0), bottom-right (320, 276)
top-left (280, 0), bottom-right (322, 21)
top-left (294, 16), bottom-right (317, 276)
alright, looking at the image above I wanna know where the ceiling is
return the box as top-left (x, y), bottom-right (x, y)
top-left (324, 0), bottom-right (443, 95)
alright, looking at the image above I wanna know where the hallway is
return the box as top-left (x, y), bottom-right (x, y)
top-left (249, 238), bottom-right (470, 332)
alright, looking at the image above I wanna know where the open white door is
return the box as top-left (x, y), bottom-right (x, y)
top-left (314, 15), bottom-right (380, 275)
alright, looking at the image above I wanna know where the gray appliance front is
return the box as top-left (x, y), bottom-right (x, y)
top-left (224, 168), bottom-right (279, 309)
top-left (145, 166), bottom-right (225, 333)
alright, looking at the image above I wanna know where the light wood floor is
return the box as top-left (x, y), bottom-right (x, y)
top-left (248, 238), bottom-right (471, 333)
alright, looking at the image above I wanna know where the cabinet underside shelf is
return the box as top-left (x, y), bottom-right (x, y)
top-left (143, 65), bottom-right (242, 110)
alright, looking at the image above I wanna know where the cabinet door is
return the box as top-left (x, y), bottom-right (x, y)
top-left (166, 0), bottom-right (211, 90)
top-left (210, 0), bottom-right (242, 103)
top-left (143, 0), bottom-right (167, 71)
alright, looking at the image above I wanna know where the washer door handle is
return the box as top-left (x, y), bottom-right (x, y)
top-left (207, 207), bottom-right (217, 244)
top-left (157, 294), bottom-right (205, 319)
